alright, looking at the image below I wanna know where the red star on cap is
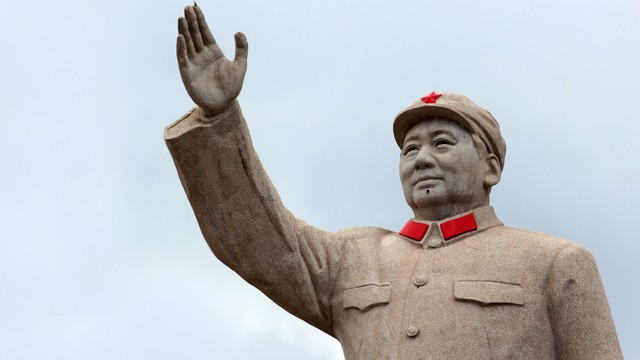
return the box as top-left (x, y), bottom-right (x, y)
top-left (421, 91), bottom-right (442, 104)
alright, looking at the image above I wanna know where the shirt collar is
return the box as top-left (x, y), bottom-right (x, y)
top-left (399, 206), bottom-right (502, 248)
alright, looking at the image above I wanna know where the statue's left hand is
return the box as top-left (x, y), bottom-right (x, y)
top-left (177, 5), bottom-right (248, 117)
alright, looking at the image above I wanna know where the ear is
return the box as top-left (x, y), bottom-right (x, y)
top-left (483, 153), bottom-right (501, 188)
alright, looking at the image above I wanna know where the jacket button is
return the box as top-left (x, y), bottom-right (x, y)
top-left (406, 325), bottom-right (420, 338)
top-left (427, 238), bottom-right (442, 248)
top-left (413, 275), bottom-right (428, 287)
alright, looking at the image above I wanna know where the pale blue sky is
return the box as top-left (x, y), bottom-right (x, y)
top-left (1, 0), bottom-right (639, 359)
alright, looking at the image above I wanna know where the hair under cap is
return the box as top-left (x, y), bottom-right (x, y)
top-left (393, 92), bottom-right (507, 170)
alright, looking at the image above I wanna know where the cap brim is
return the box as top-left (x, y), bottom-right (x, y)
top-left (393, 104), bottom-right (474, 148)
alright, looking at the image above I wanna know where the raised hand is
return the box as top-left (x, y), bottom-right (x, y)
top-left (177, 5), bottom-right (248, 117)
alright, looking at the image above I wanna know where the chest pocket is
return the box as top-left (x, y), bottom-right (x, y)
top-left (342, 283), bottom-right (391, 311)
top-left (454, 281), bottom-right (524, 306)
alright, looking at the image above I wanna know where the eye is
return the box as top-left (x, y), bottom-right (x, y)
top-left (403, 144), bottom-right (420, 156)
top-left (434, 138), bottom-right (454, 147)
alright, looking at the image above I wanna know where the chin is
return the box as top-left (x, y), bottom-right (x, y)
top-left (412, 192), bottom-right (446, 209)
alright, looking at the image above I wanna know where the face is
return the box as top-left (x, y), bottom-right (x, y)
top-left (399, 118), bottom-right (496, 219)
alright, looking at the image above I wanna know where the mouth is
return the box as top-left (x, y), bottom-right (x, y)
top-left (414, 176), bottom-right (442, 186)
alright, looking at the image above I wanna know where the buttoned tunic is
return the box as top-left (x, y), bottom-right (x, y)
top-left (165, 102), bottom-right (622, 359)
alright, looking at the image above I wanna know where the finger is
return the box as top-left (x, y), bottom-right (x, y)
top-left (185, 6), bottom-right (204, 52)
top-left (193, 5), bottom-right (216, 46)
top-left (234, 32), bottom-right (248, 62)
top-left (176, 35), bottom-right (189, 68)
top-left (178, 17), bottom-right (195, 59)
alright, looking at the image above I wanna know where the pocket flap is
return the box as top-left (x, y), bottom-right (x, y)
top-left (454, 281), bottom-right (524, 306)
top-left (343, 284), bottom-right (391, 311)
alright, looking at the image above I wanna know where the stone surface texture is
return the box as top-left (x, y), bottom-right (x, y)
top-left (165, 104), bottom-right (622, 359)
top-left (166, 5), bottom-right (622, 359)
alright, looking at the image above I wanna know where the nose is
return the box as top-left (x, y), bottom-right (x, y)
top-left (414, 147), bottom-right (435, 171)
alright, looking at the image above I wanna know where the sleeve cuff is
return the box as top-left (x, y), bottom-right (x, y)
top-left (164, 101), bottom-right (241, 140)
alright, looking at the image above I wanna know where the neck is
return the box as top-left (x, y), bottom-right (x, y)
top-left (412, 199), bottom-right (489, 221)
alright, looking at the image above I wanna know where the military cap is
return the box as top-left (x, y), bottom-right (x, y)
top-left (393, 91), bottom-right (507, 170)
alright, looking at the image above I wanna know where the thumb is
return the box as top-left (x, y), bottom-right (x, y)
top-left (234, 32), bottom-right (248, 62)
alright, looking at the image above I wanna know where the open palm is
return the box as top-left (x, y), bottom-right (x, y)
top-left (177, 5), bottom-right (248, 117)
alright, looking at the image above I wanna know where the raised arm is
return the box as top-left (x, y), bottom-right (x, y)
top-left (166, 5), bottom-right (340, 336)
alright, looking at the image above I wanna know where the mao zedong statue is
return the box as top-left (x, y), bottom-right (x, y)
top-left (164, 5), bottom-right (623, 359)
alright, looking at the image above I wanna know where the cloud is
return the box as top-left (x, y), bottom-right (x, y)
top-left (1, 0), bottom-right (638, 359)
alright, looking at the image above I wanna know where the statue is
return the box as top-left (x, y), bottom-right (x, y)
top-left (164, 5), bottom-right (623, 359)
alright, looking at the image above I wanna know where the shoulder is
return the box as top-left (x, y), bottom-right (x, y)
top-left (332, 226), bottom-right (399, 251)
top-left (487, 225), bottom-right (579, 252)
top-left (334, 226), bottom-right (394, 242)
top-left (472, 225), bottom-right (594, 269)
top-left (470, 226), bottom-right (600, 284)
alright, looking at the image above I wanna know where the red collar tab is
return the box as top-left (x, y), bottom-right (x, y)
top-left (400, 213), bottom-right (478, 242)
top-left (420, 91), bottom-right (442, 104)
top-left (399, 220), bottom-right (429, 241)
top-left (440, 213), bottom-right (477, 240)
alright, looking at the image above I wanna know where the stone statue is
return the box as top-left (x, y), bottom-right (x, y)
top-left (165, 5), bottom-right (623, 359)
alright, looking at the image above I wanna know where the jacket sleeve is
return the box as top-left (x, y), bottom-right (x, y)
top-left (547, 244), bottom-right (623, 359)
top-left (164, 102), bottom-right (341, 336)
